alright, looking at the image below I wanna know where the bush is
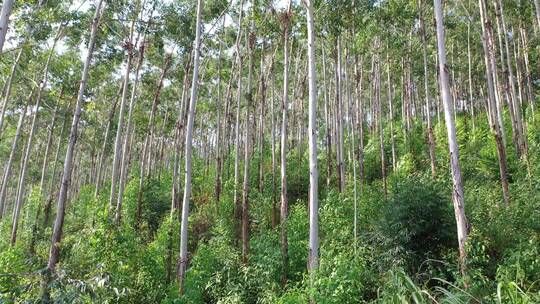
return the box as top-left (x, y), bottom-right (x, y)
top-left (375, 176), bottom-right (456, 272)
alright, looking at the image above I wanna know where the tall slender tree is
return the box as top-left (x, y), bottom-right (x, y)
top-left (43, 1), bottom-right (105, 301)
top-left (0, 0), bottom-right (15, 55)
top-left (279, 0), bottom-right (292, 286)
top-left (304, 0), bottom-right (319, 285)
top-left (433, 0), bottom-right (469, 278)
top-left (178, 0), bottom-right (203, 294)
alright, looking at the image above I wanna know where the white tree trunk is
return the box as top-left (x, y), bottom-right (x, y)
top-left (479, 0), bottom-right (510, 204)
top-left (94, 84), bottom-right (122, 197)
top-left (336, 38), bottom-right (345, 192)
top-left (46, 0), bottom-right (105, 273)
top-left (418, 0), bottom-right (436, 177)
top-left (241, 29), bottom-right (254, 264)
top-left (233, 0), bottom-right (244, 235)
top-left (434, 0), bottom-right (469, 277)
top-left (39, 100), bottom-right (60, 196)
top-left (0, 0), bottom-right (14, 55)
top-left (115, 46), bottom-right (146, 224)
top-left (0, 47), bottom-right (22, 137)
top-left (11, 34), bottom-right (58, 245)
top-left (43, 108), bottom-right (69, 227)
top-left (178, 0), bottom-right (203, 294)
top-left (305, 0), bottom-right (319, 277)
top-left (109, 25), bottom-right (135, 209)
top-left (0, 101), bottom-right (27, 219)
top-left (280, 1), bottom-right (292, 286)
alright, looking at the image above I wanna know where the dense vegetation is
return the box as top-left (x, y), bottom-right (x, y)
top-left (0, 0), bottom-right (540, 303)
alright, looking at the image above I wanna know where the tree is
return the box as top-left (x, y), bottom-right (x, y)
top-left (242, 24), bottom-right (255, 264)
top-left (109, 18), bottom-right (136, 211)
top-left (304, 0), bottom-right (319, 284)
top-left (478, 0), bottom-right (510, 204)
top-left (178, 0), bottom-right (203, 294)
top-left (433, 0), bottom-right (469, 278)
top-left (0, 99), bottom-right (28, 219)
top-left (0, 0), bottom-right (15, 55)
top-left (279, 0), bottom-right (292, 286)
top-left (11, 28), bottom-right (61, 246)
top-left (42, 1), bottom-right (105, 300)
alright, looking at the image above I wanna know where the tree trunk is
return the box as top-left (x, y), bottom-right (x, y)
top-left (434, 0), bottom-right (469, 278)
top-left (43, 104), bottom-right (70, 227)
top-left (0, 47), bottom-right (22, 137)
top-left (242, 29), bottom-right (255, 264)
top-left (0, 0), bottom-right (14, 55)
top-left (374, 47), bottom-right (387, 196)
top-left (305, 0), bottom-right (319, 291)
top-left (467, 23), bottom-right (476, 131)
top-left (354, 57), bottom-right (365, 192)
top-left (335, 38), bottom-right (345, 193)
top-left (518, 27), bottom-right (534, 118)
top-left (419, 0), bottom-right (436, 177)
top-left (280, 0), bottom-right (292, 286)
top-left (233, 0), bottom-right (245, 245)
top-left (29, 94), bottom-right (61, 254)
top-left (322, 46), bottom-right (332, 190)
top-left (0, 100), bottom-right (28, 219)
top-left (43, 2), bottom-right (104, 301)
top-left (178, 0), bottom-right (203, 294)
top-left (115, 44), bottom-right (149, 224)
top-left (11, 33), bottom-right (58, 246)
top-left (214, 17), bottom-right (225, 212)
top-left (163, 53), bottom-right (192, 229)
top-left (534, 0), bottom-right (540, 33)
top-left (94, 84), bottom-right (122, 197)
top-left (270, 71), bottom-right (277, 228)
top-left (479, 0), bottom-right (510, 204)
top-left (109, 22), bottom-right (135, 210)
top-left (386, 56), bottom-right (397, 172)
top-left (257, 51), bottom-right (266, 194)
top-left (39, 93), bottom-right (61, 197)
top-left (497, 0), bottom-right (527, 159)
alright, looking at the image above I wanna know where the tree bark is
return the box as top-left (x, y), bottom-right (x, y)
top-left (335, 38), bottom-right (345, 193)
top-left (305, 0), bottom-right (319, 281)
top-left (354, 57), bottom-right (365, 192)
top-left (39, 93), bottom-right (62, 198)
top-left (43, 2), bottom-right (104, 301)
top-left (233, 0), bottom-right (245, 245)
top-left (0, 0), bottom-right (14, 55)
top-left (0, 47), bottom-right (22, 137)
top-left (109, 21), bottom-right (136, 210)
top-left (322, 46), bottom-right (332, 190)
top-left (115, 44), bottom-right (149, 224)
top-left (479, 0), bottom-right (510, 204)
top-left (11, 33), bottom-right (58, 245)
top-left (385, 56), bottom-right (397, 172)
top-left (214, 17), bottom-right (225, 212)
top-left (280, 0), bottom-right (292, 286)
top-left (43, 103), bottom-right (70, 227)
top-left (257, 50), bottom-right (266, 194)
top-left (94, 84), bottom-right (122, 197)
top-left (434, 0), bottom-right (469, 278)
top-left (242, 29), bottom-right (255, 264)
top-left (418, 0), bottom-right (436, 177)
top-left (467, 23), bottom-right (476, 131)
top-left (178, 0), bottom-right (203, 294)
top-left (535, 0), bottom-right (540, 33)
top-left (0, 99), bottom-right (28, 219)
top-left (270, 71), bottom-right (277, 228)
top-left (496, 0), bottom-right (527, 159)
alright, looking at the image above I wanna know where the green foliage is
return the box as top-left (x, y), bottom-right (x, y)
top-left (375, 176), bottom-right (456, 272)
